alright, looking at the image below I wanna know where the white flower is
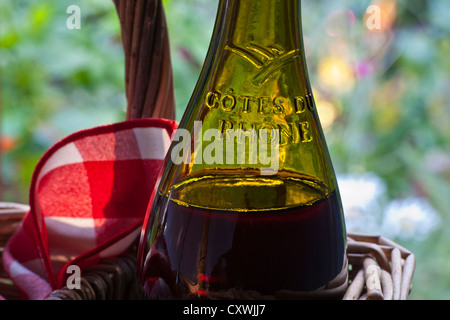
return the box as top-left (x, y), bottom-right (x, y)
top-left (337, 173), bottom-right (387, 234)
top-left (337, 173), bottom-right (441, 241)
top-left (381, 197), bottom-right (441, 240)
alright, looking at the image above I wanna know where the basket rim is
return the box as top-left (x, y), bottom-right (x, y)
top-left (0, 202), bottom-right (30, 216)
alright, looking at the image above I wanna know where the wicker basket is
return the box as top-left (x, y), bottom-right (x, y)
top-left (0, 202), bottom-right (415, 300)
top-left (0, 202), bottom-right (30, 300)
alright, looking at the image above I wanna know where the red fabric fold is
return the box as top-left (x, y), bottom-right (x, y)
top-left (2, 118), bottom-right (177, 299)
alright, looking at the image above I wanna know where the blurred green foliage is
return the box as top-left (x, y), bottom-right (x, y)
top-left (0, 0), bottom-right (126, 201)
top-left (1, 0), bottom-right (449, 299)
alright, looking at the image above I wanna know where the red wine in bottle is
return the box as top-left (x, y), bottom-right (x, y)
top-left (141, 170), bottom-right (346, 299)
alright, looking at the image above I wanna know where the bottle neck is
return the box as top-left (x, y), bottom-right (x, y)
top-left (217, 0), bottom-right (303, 52)
top-left (202, 0), bottom-right (310, 90)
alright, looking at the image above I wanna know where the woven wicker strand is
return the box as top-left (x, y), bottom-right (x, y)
top-left (0, 202), bottom-right (415, 300)
top-left (344, 233), bottom-right (415, 300)
top-left (0, 203), bottom-right (30, 300)
top-left (112, 0), bottom-right (176, 121)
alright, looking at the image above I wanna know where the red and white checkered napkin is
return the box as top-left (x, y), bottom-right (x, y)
top-left (2, 118), bottom-right (177, 300)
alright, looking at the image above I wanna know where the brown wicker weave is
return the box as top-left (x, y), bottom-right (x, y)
top-left (113, 0), bottom-right (176, 121)
top-left (0, 202), bottom-right (415, 300)
top-left (0, 202), bottom-right (30, 300)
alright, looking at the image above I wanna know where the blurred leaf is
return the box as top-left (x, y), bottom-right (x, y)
top-left (0, 32), bottom-right (19, 48)
top-left (30, 2), bottom-right (53, 29)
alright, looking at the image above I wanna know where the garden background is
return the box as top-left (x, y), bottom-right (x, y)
top-left (1, 0), bottom-right (449, 299)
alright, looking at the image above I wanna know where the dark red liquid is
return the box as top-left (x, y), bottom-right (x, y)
top-left (141, 191), bottom-right (346, 299)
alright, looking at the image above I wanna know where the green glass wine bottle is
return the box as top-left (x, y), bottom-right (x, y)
top-left (138, 0), bottom-right (348, 299)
